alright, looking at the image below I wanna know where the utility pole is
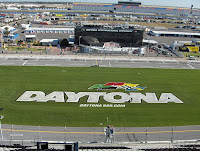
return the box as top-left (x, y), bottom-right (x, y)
top-left (0, 116), bottom-right (4, 139)
top-left (79, 36), bottom-right (82, 46)
top-left (171, 126), bottom-right (174, 144)
top-left (0, 29), bottom-right (3, 50)
top-left (190, 5), bottom-right (193, 15)
top-left (64, 126), bottom-right (67, 143)
top-left (145, 127), bottom-right (148, 143)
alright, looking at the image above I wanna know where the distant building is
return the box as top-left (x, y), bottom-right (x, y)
top-left (7, 7), bottom-right (18, 10)
top-left (149, 30), bottom-right (200, 38)
top-left (25, 35), bottom-right (36, 42)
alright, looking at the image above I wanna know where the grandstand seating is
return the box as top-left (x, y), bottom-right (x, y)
top-left (72, 3), bottom-right (200, 16)
top-left (1, 145), bottom-right (200, 151)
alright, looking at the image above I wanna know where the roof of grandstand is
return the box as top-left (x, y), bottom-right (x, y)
top-left (73, 2), bottom-right (197, 10)
top-left (72, 3), bottom-right (200, 15)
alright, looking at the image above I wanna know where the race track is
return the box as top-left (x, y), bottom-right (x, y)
top-left (0, 55), bottom-right (200, 69)
top-left (1, 124), bottom-right (200, 146)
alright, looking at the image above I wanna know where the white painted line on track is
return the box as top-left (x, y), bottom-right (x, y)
top-left (188, 64), bottom-right (195, 69)
top-left (109, 62), bottom-right (111, 67)
top-left (22, 60), bottom-right (27, 66)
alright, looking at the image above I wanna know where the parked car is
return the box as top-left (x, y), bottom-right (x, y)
top-left (188, 56), bottom-right (196, 60)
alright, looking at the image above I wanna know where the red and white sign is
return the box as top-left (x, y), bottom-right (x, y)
top-left (103, 42), bottom-right (120, 48)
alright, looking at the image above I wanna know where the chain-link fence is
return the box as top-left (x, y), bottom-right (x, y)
top-left (1, 124), bottom-right (200, 147)
top-left (0, 48), bottom-right (180, 58)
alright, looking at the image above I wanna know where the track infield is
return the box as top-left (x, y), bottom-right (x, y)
top-left (0, 66), bottom-right (200, 127)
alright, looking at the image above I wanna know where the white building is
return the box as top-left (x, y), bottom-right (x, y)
top-left (149, 30), bottom-right (200, 38)
top-left (7, 7), bottom-right (19, 10)
top-left (24, 27), bottom-right (74, 34)
top-left (40, 39), bottom-right (59, 46)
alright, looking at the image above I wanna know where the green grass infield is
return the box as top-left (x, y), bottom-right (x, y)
top-left (0, 66), bottom-right (199, 127)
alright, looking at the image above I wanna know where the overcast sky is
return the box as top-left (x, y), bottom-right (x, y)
top-left (139, 0), bottom-right (200, 8)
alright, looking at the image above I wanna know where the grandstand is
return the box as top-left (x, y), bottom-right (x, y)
top-left (72, 3), bottom-right (200, 16)
top-left (75, 25), bottom-right (143, 47)
top-left (1, 141), bottom-right (200, 151)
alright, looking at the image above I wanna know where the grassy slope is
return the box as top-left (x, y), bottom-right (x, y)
top-left (0, 66), bottom-right (199, 127)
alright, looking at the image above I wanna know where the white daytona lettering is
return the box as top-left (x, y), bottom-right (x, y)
top-left (16, 91), bottom-right (183, 103)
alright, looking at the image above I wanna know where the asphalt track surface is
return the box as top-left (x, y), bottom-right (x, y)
top-left (0, 54), bottom-right (200, 145)
top-left (0, 55), bottom-right (200, 69)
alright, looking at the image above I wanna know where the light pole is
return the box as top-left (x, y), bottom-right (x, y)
top-left (79, 36), bottom-right (82, 46)
top-left (0, 108), bottom-right (4, 140)
top-left (0, 29), bottom-right (3, 50)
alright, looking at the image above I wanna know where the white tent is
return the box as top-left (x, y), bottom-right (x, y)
top-left (0, 25), bottom-right (16, 32)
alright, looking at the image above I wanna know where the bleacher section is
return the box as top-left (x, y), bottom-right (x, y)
top-left (72, 3), bottom-right (200, 16)
top-left (1, 143), bottom-right (200, 151)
